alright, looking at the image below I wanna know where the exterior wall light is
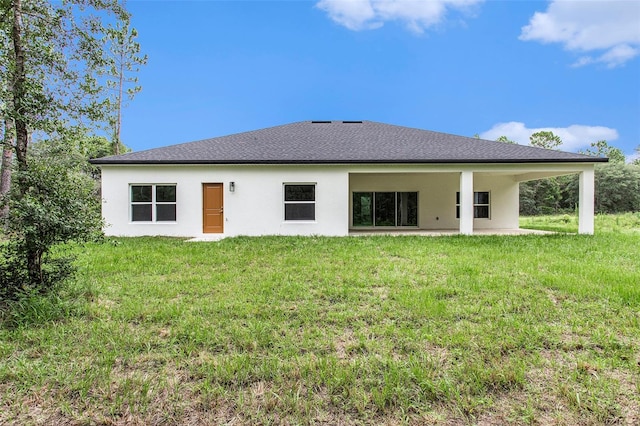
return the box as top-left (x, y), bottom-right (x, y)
top-left (229, 181), bottom-right (235, 192)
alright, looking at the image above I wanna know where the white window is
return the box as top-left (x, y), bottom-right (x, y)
top-left (284, 184), bottom-right (315, 221)
top-left (130, 184), bottom-right (176, 222)
top-left (456, 191), bottom-right (490, 219)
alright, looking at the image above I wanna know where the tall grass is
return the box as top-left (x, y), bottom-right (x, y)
top-left (0, 216), bottom-right (638, 424)
top-left (520, 211), bottom-right (640, 234)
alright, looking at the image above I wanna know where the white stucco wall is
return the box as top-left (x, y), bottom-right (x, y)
top-left (101, 165), bottom-right (349, 237)
top-left (100, 162), bottom-right (591, 237)
top-left (473, 174), bottom-right (520, 230)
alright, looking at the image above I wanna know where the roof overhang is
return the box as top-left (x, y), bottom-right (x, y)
top-left (90, 158), bottom-right (609, 166)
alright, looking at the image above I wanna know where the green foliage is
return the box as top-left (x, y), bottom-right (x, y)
top-left (594, 163), bottom-right (640, 212)
top-left (104, 25), bottom-right (147, 101)
top-left (1, 0), bottom-right (129, 139)
top-left (519, 178), bottom-right (562, 215)
top-left (523, 163), bottom-right (640, 215)
top-left (632, 145), bottom-right (640, 166)
top-left (519, 179), bottom-right (537, 215)
top-left (29, 126), bottom-right (114, 180)
top-left (580, 140), bottom-right (626, 163)
top-left (0, 242), bottom-right (75, 299)
top-left (496, 135), bottom-right (516, 144)
top-left (559, 163), bottom-right (640, 214)
top-left (102, 9), bottom-right (147, 154)
top-left (8, 154), bottom-right (103, 249)
top-left (521, 137), bottom-right (638, 215)
top-left (529, 131), bottom-right (562, 150)
top-left (1, 155), bottom-right (103, 296)
top-left (520, 131), bottom-right (564, 214)
top-left (0, 2), bottom-right (136, 301)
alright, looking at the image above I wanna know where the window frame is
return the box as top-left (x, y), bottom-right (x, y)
top-left (352, 191), bottom-right (418, 227)
top-left (456, 191), bottom-right (490, 219)
top-left (283, 183), bottom-right (316, 222)
top-left (130, 184), bottom-right (177, 223)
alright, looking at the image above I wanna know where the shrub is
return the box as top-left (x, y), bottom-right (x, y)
top-left (1, 156), bottom-right (103, 299)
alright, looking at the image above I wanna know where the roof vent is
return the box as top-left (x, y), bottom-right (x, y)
top-left (311, 120), bottom-right (332, 124)
top-left (342, 121), bottom-right (362, 124)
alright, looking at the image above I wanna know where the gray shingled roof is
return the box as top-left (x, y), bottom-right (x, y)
top-left (91, 120), bottom-right (607, 165)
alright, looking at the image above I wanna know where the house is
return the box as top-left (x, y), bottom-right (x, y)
top-left (91, 120), bottom-right (606, 238)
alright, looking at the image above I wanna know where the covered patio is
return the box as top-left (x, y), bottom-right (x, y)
top-left (348, 164), bottom-right (595, 235)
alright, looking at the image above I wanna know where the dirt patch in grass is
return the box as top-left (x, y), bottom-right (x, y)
top-left (371, 285), bottom-right (389, 301)
top-left (424, 341), bottom-right (450, 366)
top-left (334, 328), bottom-right (356, 359)
top-left (528, 347), bottom-right (639, 425)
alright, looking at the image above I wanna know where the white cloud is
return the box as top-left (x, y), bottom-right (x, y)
top-left (596, 44), bottom-right (639, 68)
top-left (316, 0), bottom-right (483, 33)
top-left (480, 122), bottom-right (619, 152)
top-left (520, 0), bottom-right (640, 68)
top-left (316, 0), bottom-right (380, 31)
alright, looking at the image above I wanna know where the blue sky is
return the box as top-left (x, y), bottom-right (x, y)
top-left (122, 0), bottom-right (640, 159)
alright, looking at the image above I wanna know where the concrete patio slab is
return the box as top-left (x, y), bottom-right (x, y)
top-left (349, 228), bottom-right (555, 236)
top-left (186, 235), bottom-right (227, 242)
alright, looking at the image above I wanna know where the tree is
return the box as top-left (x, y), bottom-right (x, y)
top-left (30, 126), bottom-right (112, 180)
top-left (496, 135), bottom-right (516, 144)
top-left (580, 140), bottom-right (626, 164)
top-left (0, 119), bottom-right (13, 219)
top-left (520, 131), bottom-right (563, 214)
top-left (1, 0), bottom-right (127, 288)
top-left (103, 0), bottom-right (147, 155)
top-left (632, 145), bottom-right (640, 166)
top-left (561, 163), bottom-right (640, 213)
top-left (3, 0), bottom-right (128, 170)
top-left (594, 164), bottom-right (640, 212)
top-left (520, 178), bottom-right (561, 215)
top-left (559, 142), bottom-right (639, 213)
top-left (0, 127), bottom-right (109, 295)
top-left (529, 131), bottom-right (562, 150)
top-left (0, 7), bottom-right (14, 219)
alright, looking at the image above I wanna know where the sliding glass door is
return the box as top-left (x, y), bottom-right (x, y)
top-left (374, 192), bottom-right (396, 226)
top-left (352, 192), bottom-right (418, 227)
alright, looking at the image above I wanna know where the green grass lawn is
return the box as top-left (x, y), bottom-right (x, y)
top-left (520, 211), bottom-right (640, 234)
top-left (1, 215), bottom-right (639, 425)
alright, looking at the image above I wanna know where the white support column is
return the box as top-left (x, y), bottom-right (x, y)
top-left (578, 168), bottom-right (595, 235)
top-left (460, 171), bottom-right (474, 235)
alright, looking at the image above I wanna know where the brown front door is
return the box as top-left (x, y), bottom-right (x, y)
top-left (203, 183), bottom-right (224, 233)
